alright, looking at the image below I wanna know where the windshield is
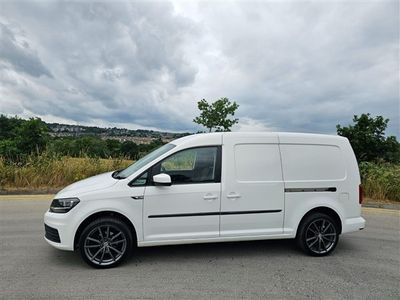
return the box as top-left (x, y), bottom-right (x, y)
top-left (115, 143), bottom-right (176, 179)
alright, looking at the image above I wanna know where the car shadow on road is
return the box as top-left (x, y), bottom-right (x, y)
top-left (46, 239), bottom-right (300, 268)
top-left (46, 247), bottom-right (85, 268)
top-left (46, 237), bottom-right (364, 269)
top-left (128, 239), bottom-right (300, 266)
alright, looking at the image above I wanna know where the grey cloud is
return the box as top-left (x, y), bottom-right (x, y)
top-left (196, 1), bottom-right (399, 136)
top-left (0, 0), bottom-right (199, 131)
top-left (0, 22), bottom-right (52, 78)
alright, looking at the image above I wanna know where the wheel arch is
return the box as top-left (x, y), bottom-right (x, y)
top-left (74, 210), bottom-right (138, 250)
top-left (296, 206), bottom-right (342, 236)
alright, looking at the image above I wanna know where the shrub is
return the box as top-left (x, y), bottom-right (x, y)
top-left (359, 162), bottom-right (400, 202)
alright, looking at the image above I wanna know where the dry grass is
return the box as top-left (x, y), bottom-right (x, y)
top-left (0, 155), bottom-right (132, 192)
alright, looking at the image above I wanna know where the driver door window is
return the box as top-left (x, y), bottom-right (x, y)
top-left (154, 147), bottom-right (220, 185)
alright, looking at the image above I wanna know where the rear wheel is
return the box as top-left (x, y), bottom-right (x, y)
top-left (78, 217), bottom-right (133, 268)
top-left (296, 213), bottom-right (339, 256)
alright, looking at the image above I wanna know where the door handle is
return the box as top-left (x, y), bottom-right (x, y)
top-left (203, 194), bottom-right (218, 201)
top-left (131, 195), bottom-right (144, 200)
top-left (227, 193), bottom-right (241, 199)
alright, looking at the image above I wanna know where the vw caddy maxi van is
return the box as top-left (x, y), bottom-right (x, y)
top-left (44, 132), bottom-right (365, 268)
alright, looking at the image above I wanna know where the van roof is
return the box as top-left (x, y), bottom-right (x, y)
top-left (171, 132), bottom-right (347, 147)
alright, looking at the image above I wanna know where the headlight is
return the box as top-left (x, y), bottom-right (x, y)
top-left (50, 198), bottom-right (80, 213)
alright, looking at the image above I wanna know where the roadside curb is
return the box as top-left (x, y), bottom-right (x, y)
top-left (0, 194), bottom-right (54, 201)
top-left (362, 202), bottom-right (400, 211)
top-left (0, 189), bottom-right (60, 195)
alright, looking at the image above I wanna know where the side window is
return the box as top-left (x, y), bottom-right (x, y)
top-left (161, 150), bottom-right (196, 172)
top-left (130, 172), bottom-right (148, 186)
top-left (154, 147), bottom-right (220, 184)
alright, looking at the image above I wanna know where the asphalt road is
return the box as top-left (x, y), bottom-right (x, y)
top-left (0, 198), bottom-right (399, 299)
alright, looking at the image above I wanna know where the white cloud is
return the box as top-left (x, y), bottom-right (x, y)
top-left (233, 117), bottom-right (276, 132)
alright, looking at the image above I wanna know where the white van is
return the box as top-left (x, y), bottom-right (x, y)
top-left (44, 132), bottom-right (365, 268)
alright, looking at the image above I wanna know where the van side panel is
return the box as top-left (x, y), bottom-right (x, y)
top-left (280, 144), bottom-right (346, 181)
top-left (278, 133), bottom-right (363, 236)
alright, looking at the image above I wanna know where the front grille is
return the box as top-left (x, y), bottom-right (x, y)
top-left (44, 224), bottom-right (61, 243)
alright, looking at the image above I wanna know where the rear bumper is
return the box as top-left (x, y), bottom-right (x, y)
top-left (342, 216), bottom-right (366, 234)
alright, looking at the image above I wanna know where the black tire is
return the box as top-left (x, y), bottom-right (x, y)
top-left (78, 217), bottom-right (133, 268)
top-left (296, 212), bottom-right (339, 256)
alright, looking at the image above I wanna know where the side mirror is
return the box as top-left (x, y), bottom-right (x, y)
top-left (153, 173), bottom-right (171, 186)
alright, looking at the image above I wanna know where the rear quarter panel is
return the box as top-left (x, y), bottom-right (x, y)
top-left (278, 133), bottom-right (361, 236)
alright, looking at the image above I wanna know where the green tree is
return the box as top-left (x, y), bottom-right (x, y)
top-left (48, 138), bottom-right (74, 156)
top-left (106, 139), bottom-right (121, 158)
top-left (120, 141), bottom-right (139, 160)
top-left (72, 136), bottom-right (108, 158)
top-left (15, 118), bottom-right (49, 155)
top-left (193, 97), bottom-right (239, 132)
top-left (0, 139), bottom-right (19, 161)
top-left (336, 113), bottom-right (400, 162)
top-left (0, 115), bottom-right (23, 140)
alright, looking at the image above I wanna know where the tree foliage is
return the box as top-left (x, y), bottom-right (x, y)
top-left (0, 116), bottom-right (49, 160)
top-left (0, 115), bottom-right (164, 162)
top-left (193, 98), bottom-right (239, 132)
top-left (15, 117), bottom-right (49, 154)
top-left (336, 113), bottom-right (400, 162)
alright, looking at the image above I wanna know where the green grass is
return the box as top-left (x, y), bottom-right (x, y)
top-left (359, 162), bottom-right (400, 202)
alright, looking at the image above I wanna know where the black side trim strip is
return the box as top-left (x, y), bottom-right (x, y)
top-left (221, 210), bottom-right (282, 215)
top-left (149, 212), bottom-right (217, 218)
top-left (148, 209), bottom-right (282, 218)
top-left (285, 187), bottom-right (337, 193)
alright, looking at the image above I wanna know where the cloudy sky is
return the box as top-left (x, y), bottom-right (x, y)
top-left (0, 0), bottom-right (398, 136)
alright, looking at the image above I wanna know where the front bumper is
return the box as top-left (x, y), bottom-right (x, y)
top-left (44, 223), bottom-right (61, 243)
top-left (44, 210), bottom-right (75, 251)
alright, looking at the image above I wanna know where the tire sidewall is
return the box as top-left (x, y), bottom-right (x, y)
top-left (297, 213), bottom-right (339, 257)
top-left (78, 218), bottom-right (133, 268)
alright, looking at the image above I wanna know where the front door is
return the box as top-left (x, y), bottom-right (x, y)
top-left (220, 134), bottom-right (284, 236)
top-left (143, 146), bottom-right (222, 241)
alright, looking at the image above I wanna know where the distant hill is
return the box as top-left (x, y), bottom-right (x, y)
top-left (47, 122), bottom-right (191, 144)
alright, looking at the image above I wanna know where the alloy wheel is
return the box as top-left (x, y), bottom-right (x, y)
top-left (305, 218), bottom-right (337, 254)
top-left (83, 225), bottom-right (127, 266)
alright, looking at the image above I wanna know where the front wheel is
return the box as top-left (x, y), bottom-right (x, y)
top-left (296, 213), bottom-right (339, 256)
top-left (78, 217), bottom-right (133, 268)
